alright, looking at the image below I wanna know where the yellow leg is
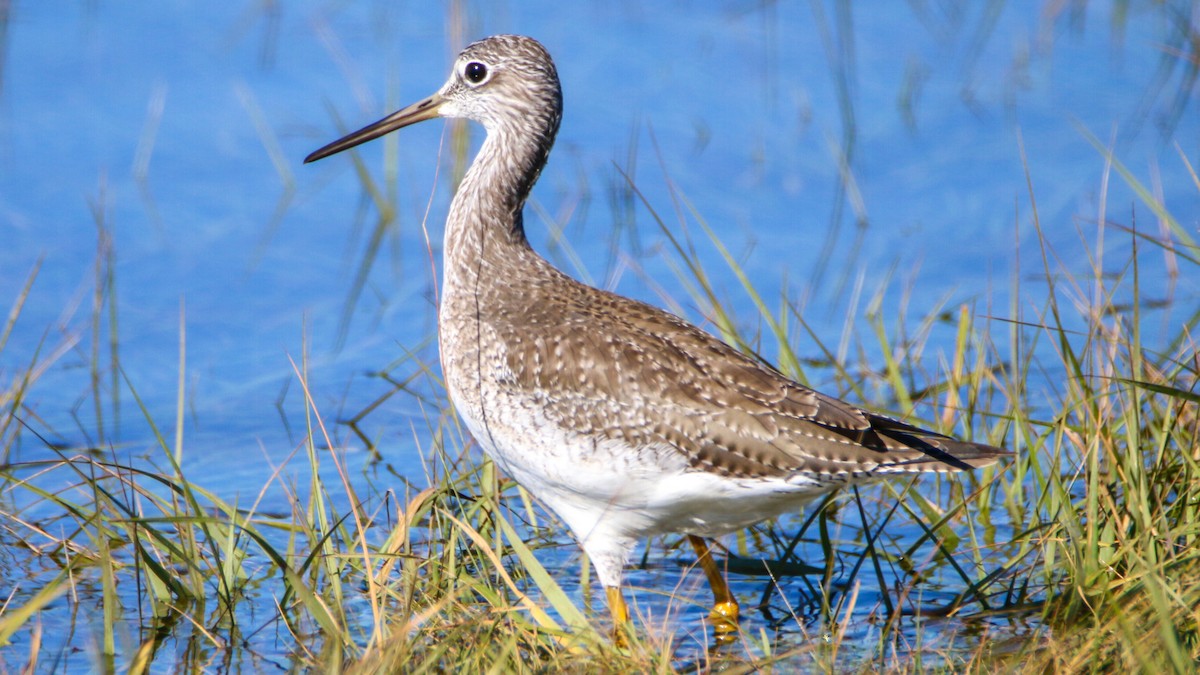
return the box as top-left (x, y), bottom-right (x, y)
top-left (688, 535), bottom-right (740, 639)
top-left (606, 586), bottom-right (630, 625)
top-left (606, 586), bottom-right (631, 647)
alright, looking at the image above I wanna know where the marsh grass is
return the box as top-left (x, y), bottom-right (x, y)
top-left (2, 133), bottom-right (1195, 671)
top-left (3, 31), bottom-right (1200, 675)
top-left (980, 143), bottom-right (1200, 673)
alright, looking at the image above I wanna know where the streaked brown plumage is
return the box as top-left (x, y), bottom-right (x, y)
top-left (306, 34), bottom-right (1008, 637)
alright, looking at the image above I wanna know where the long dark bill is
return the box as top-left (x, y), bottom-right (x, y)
top-left (304, 93), bottom-right (445, 164)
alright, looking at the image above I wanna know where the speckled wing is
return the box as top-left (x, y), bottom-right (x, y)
top-left (501, 285), bottom-right (1008, 480)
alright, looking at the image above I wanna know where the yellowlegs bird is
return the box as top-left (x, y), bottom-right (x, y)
top-left (306, 34), bottom-right (1007, 635)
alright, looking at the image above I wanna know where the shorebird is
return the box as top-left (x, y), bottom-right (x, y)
top-left (306, 35), bottom-right (1007, 637)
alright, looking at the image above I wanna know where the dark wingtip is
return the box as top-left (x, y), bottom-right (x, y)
top-left (864, 413), bottom-right (1013, 472)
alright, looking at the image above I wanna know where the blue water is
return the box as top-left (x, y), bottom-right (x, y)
top-left (1, 0), bottom-right (1196, 668)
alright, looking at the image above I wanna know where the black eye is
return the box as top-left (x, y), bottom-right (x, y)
top-left (464, 61), bottom-right (489, 84)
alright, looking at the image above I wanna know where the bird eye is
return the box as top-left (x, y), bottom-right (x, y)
top-left (464, 61), bottom-right (489, 85)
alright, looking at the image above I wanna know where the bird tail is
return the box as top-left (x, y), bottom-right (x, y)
top-left (866, 414), bottom-right (1011, 473)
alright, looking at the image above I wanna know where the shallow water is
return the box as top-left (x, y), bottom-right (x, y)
top-left (1, 0), bottom-right (1196, 669)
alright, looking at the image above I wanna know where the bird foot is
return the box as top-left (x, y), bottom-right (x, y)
top-left (709, 600), bottom-right (740, 642)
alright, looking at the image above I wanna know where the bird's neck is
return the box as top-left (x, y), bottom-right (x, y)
top-left (442, 122), bottom-right (556, 288)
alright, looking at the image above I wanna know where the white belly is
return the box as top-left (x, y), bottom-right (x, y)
top-left (453, 388), bottom-right (831, 540)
